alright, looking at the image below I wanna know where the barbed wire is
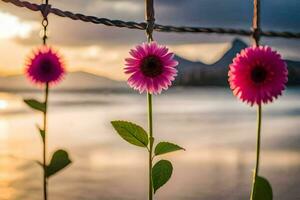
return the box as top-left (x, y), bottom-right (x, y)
top-left (2, 0), bottom-right (300, 39)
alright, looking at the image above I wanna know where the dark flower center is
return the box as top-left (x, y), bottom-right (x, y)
top-left (251, 66), bottom-right (267, 83)
top-left (140, 55), bottom-right (163, 77)
top-left (40, 58), bottom-right (53, 74)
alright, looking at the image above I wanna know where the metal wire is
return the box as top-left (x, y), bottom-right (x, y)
top-left (2, 0), bottom-right (300, 39)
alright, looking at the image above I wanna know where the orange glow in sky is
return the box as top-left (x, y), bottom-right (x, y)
top-left (0, 10), bottom-right (229, 80)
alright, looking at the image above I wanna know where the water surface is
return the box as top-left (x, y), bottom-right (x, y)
top-left (0, 88), bottom-right (299, 200)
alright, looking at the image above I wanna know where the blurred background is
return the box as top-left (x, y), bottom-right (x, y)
top-left (0, 0), bottom-right (299, 199)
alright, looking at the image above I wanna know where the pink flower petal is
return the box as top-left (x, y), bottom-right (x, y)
top-left (25, 46), bottom-right (65, 86)
top-left (124, 42), bottom-right (178, 94)
top-left (228, 45), bottom-right (288, 106)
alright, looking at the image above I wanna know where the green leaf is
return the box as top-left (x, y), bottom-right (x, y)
top-left (152, 160), bottom-right (173, 193)
top-left (155, 142), bottom-right (185, 156)
top-left (46, 149), bottom-right (72, 178)
top-left (253, 176), bottom-right (273, 200)
top-left (36, 125), bottom-right (45, 141)
top-left (111, 121), bottom-right (149, 148)
top-left (24, 99), bottom-right (46, 113)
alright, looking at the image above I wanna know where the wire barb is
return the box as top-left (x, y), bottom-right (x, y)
top-left (40, 3), bottom-right (51, 19)
top-left (146, 19), bottom-right (155, 42)
top-left (1, 0), bottom-right (300, 39)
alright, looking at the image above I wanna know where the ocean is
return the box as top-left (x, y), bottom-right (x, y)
top-left (0, 87), bottom-right (299, 200)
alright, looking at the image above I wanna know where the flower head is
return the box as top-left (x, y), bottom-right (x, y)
top-left (228, 46), bottom-right (288, 106)
top-left (26, 46), bottom-right (65, 85)
top-left (124, 42), bottom-right (178, 94)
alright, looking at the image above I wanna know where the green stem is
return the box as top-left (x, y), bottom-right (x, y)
top-left (250, 104), bottom-right (262, 200)
top-left (43, 82), bottom-right (49, 200)
top-left (147, 92), bottom-right (153, 200)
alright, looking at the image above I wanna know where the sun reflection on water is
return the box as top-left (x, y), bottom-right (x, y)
top-left (0, 157), bottom-right (19, 200)
top-left (0, 119), bottom-right (9, 141)
top-left (0, 100), bottom-right (8, 110)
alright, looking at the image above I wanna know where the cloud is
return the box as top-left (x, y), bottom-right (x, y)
top-left (0, 0), bottom-right (299, 55)
top-left (1, 0), bottom-right (299, 80)
top-left (0, 12), bottom-right (39, 39)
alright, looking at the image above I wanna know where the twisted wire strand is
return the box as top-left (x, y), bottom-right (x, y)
top-left (2, 0), bottom-right (300, 39)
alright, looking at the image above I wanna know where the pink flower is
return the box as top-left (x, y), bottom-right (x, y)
top-left (124, 42), bottom-right (178, 94)
top-left (228, 46), bottom-right (288, 106)
top-left (26, 46), bottom-right (65, 85)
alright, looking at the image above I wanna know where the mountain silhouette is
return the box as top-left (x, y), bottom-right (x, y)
top-left (0, 39), bottom-right (299, 92)
top-left (0, 71), bottom-right (127, 92)
top-left (175, 38), bottom-right (300, 86)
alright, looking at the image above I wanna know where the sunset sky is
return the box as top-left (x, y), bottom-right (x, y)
top-left (0, 0), bottom-right (299, 80)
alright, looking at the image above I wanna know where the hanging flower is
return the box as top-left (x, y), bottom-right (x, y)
top-left (124, 42), bottom-right (178, 94)
top-left (228, 46), bottom-right (288, 106)
top-left (26, 46), bottom-right (65, 85)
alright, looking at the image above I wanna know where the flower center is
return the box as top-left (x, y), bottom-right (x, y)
top-left (251, 66), bottom-right (267, 83)
top-left (40, 58), bottom-right (53, 74)
top-left (140, 55), bottom-right (163, 77)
